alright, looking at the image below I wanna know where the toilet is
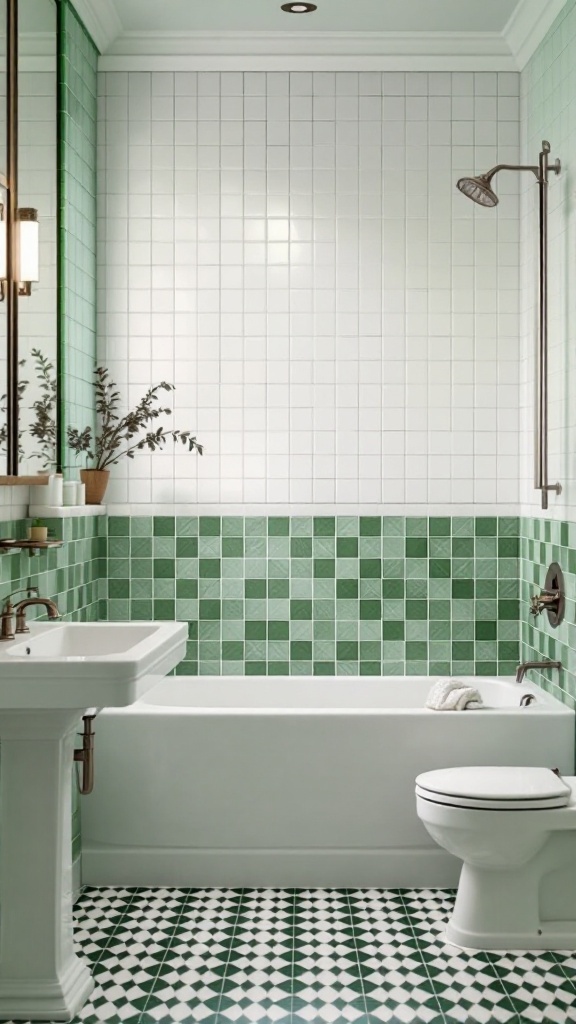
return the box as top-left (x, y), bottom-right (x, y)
top-left (416, 765), bottom-right (576, 950)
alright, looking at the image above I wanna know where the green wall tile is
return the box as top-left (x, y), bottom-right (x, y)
top-left (102, 514), bottom-right (523, 679)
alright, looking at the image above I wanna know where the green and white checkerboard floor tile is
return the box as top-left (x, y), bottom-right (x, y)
top-left (6, 887), bottom-right (576, 1024)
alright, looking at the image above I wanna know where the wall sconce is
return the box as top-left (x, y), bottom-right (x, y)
top-left (17, 207), bottom-right (39, 296)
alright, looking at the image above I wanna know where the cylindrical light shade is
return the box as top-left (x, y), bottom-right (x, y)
top-left (18, 208), bottom-right (39, 284)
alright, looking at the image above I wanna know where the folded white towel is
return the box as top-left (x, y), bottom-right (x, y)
top-left (425, 678), bottom-right (484, 711)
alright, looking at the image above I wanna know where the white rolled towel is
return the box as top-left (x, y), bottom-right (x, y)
top-left (425, 678), bottom-right (484, 711)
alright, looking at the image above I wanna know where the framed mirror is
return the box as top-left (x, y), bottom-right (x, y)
top-left (0, 0), bottom-right (57, 481)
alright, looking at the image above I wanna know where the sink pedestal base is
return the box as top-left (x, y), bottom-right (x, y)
top-left (0, 711), bottom-right (94, 1021)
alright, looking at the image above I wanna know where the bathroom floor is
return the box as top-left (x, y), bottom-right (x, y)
top-left (18, 887), bottom-right (576, 1024)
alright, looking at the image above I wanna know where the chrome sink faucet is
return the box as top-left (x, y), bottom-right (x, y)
top-left (0, 588), bottom-right (60, 642)
top-left (515, 660), bottom-right (562, 684)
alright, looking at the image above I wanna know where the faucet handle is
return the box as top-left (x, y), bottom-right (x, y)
top-left (530, 588), bottom-right (560, 618)
top-left (0, 588), bottom-right (39, 641)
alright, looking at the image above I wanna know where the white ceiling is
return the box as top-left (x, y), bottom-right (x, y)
top-left (72, 0), bottom-right (569, 71)
top-left (112, 0), bottom-right (518, 35)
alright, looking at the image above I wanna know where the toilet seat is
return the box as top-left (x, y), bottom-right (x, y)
top-left (416, 765), bottom-right (572, 810)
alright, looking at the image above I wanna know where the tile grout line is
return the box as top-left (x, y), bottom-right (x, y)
top-left (342, 888), bottom-right (374, 1024)
top-left (402, 889), bottom-right (527, 1024)
top-left (213, 888), bottom-right (247, 1022)
top-left (134, 888), bottom-right (191, 1024)
top-left (549, 950), bottom-right (576, 999)
top-left (473, 951), bottom-right (525, 1024)
top-left (397, 890), bottom-right (449, 1024)
top-left (289, 887), bottom-right (297, 1024)
top-left (77, 887), bottom-right (141, 973)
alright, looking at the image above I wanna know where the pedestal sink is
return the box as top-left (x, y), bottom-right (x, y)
top-left (0, 620), bottom-right (187, 1021)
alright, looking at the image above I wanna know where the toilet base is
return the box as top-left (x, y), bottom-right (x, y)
top-left (448, 836), bottom-right (576, 950)
top-left (446, 919), bottom-right (576, 952)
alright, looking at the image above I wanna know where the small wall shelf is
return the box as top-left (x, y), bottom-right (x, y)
top-left (0, 476), bottom-right (49, 486)
top-left (27, 505), bottom-right (107, 518)
top-left (0, 539), bottom-right (63, 557)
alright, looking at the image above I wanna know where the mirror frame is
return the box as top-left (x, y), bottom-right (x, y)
top-left (6, 0), bottom-right (19, 476)
top-left (0, 0), bottom-right (59, 483)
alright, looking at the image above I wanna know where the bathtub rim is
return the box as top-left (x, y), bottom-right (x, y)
top-left (103, 674), bottom-right (575, 716)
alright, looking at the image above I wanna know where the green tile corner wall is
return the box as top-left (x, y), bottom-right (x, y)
top-left (104, 514), bottom-right (521, 680)
top-left (521, 517), bottom-right (576, 709)
top-left (0, 514), bottom-right (105, 621)
top-left (57, 0), bottom-right (98, 460)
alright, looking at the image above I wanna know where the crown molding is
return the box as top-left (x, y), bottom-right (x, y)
top-left (100, 30), bottom-right (516, 71)
top-left (69, 0), bottom-right (122, 54)
top-left (503, 0), bottom-right (569, 70)
top-left (79, 0), bottom-right (567, 70)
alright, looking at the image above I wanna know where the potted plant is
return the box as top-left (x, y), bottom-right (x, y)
top-left (29, 518), bottom-right (48, 543)
top-left (67, 367), bottom-right (203, 505)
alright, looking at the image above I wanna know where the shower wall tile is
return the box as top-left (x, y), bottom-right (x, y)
top-left (98, 71), bottom-right (521, 514)
top-left (521, 516), bottom-right (576, 708)
top-left (105, 514), bottom-right (520, 678)
top-left (520, 0), bottom-right (576, 522)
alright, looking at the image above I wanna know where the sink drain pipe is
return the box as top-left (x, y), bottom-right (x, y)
top-left (74, 708), bottom-right (99, 795)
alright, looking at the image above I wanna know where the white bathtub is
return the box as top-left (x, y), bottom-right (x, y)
top-left (82, 676), bottom-right (575, 889)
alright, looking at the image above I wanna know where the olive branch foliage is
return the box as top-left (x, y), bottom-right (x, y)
top-left (29, 349), bottom-right (58, 467)
top-left (67, 366), bottom-right (203, 471)
top-left (0, 349), bottom-right (57, 468)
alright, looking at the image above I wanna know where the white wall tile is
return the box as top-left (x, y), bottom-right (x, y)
top-left (98, 70), bottom-right (521, 513)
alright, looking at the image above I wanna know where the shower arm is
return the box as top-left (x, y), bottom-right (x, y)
top-left (484, 164), bottom-right (540, 181)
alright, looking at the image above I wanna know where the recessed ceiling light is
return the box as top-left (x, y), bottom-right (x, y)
top-left (281, 2), bottom-right (317, 12)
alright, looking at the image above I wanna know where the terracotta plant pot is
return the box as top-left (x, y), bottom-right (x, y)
top-left (80, 469), bottom-right (110, 505)
top-left (29, 526), bottom-right (48, 542)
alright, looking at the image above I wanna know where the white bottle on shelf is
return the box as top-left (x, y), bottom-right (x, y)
top-left (62, 481), bottom-right (76, 506)
top-left (46, 472), bottom-right (63, 507)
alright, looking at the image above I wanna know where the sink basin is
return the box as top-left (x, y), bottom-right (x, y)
top-left (0, 620), bottom-right (188, 707)
top-left (9, 622), bottom-right (166, 658)
top-left (0, 618), bottom-right (187, 1020)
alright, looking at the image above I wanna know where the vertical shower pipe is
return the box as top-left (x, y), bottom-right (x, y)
top-left (536, 141), bottom-right (561, 510)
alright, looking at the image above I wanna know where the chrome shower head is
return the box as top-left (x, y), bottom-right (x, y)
top-left (456, 173), bottom-right (499, 208)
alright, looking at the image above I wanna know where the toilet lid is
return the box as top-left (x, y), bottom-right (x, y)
top-left (415, 766), bottom-right (572, 810)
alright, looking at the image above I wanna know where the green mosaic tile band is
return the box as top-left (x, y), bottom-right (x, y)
top-left (0, 515), bottom-right (105, 622)
top-left (521, 517), bottom-right (576, 708)
top-left (58, 0), bottom-right (98, 462)
top-left (105, 515), bottom-right (520, 678)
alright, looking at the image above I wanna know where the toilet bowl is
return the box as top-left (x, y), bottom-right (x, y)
top-left (416, 766), bottom-right (576, 950)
